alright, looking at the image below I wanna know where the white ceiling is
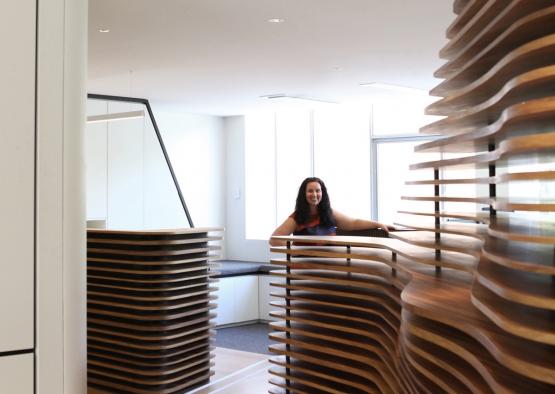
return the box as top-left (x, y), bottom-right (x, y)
top-left (88, 0), bottom-right (454, 116)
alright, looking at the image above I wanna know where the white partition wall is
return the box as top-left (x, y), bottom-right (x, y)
top-left (0, 0), bottom-right (36, 358)
top-left (0, 0), bottom-right (87, 393)
top-left (106, 102), bottom-right (145, 229)
top-left (86, 100), bottom-right (109, 221)
top-left (0, 354), bottom-right (34, 393)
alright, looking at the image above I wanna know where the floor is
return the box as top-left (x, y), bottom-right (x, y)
top-left (189, 347), bottom-right (271, 394)
top-left (215, 323), bottom-right (272, 355)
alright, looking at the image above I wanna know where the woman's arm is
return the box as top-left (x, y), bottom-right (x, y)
top-left (269, 217), bottom-right (297, 246)
top-left (333, 210), bottom-right (393, 234)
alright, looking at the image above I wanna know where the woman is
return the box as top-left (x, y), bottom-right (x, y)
top-left (269, 177), bottom-right (393, 246)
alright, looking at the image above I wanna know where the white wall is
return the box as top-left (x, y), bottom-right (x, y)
top-left (85, 100), bottom-right (108, 220)
top-left (37, 0), bottom-right (88, 392)
top-left (153, 108), bottom-right (226, 229)
top-left (0, 0), bottom-right (87, 393)
top-left (224, 116), bottom-right (271, 262)
top-left (106, 102), bottom-right (145, 229)
top-left (0, 0), bottom-right (36, 357)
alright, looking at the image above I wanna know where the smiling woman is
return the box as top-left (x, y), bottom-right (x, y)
top-left (269, 177), bottom-right (392, 246)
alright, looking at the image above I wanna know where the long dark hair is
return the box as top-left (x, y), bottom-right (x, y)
top-left (294, 177), bottom-right (335, 226)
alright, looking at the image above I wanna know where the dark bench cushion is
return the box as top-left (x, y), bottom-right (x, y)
top-left (215, 260), bottom-right (279, 278)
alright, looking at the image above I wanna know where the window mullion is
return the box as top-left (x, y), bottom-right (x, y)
top-left (370, 105), bottom-right (378, 221)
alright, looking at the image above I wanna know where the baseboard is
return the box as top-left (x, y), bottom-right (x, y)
top-left (215, 319), bottom-right (270, 329)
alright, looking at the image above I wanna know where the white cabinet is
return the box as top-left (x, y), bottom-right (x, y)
top-left (215, 277), bottom-right (234, 325)
top-left (215, 275), bottom-right (258, 326)
top-left (0, 0), bottom-right (35, 353)
top-left (234, 275), bottom-right (259, 322)
top-left (0, 354), bottom-right (33, 394)
top-left (258, 275), bottom-right (286, 321)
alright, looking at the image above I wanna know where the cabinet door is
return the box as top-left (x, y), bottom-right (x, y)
top-left (0, 0), bottom-right (35, 353)
top-left (258, 275), bottom-right (286, 321)
top-left (233, 275), bottom-right (259, 322)
top-left (0, 354), bottom-right (33, 393)
top-left (214, 277), bottom-right (234, 326)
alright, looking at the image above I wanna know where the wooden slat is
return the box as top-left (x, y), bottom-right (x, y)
top-left (470, 281), bottom-right (555, 345)
top-left (437, 3), bottom-right (555, 78)
top-left (445, 0), bottom-right (489, 42)
top-left (402, 328), bottom-right (493, 394)
top-left (482, 237), bottom-right (555, 274)
top-left (410, 132), bottom-right (555, 170)
top-left (425, 65), bottom-right (555, 134)
top-left (431, 32), bottom-right (555, 99)
top-left (404, 312), bottom-right (553, 392)
top-left (389, 230), bottom-right (483, 257)
top-left (475, 258), bottom-right (555, 309)
top-left (453, 0), bottom-right (472, 16)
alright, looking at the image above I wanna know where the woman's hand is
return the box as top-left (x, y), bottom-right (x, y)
top-left (334, 210), bottom-right (395, 234)
top-left (378, 223), bottom-right (396, 233)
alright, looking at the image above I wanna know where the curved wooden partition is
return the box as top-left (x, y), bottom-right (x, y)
top-left (86, 227), bottom-right (222, 394)
top-left (270, 2), bottom-right (555, 392)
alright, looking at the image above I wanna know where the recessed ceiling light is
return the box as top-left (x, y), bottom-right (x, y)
top-left (98, 28), bottom-right (110, 33)
top-left (87, 110), bottom-right (145, 123)
top-left (268, 18), bottom-right (285, 23)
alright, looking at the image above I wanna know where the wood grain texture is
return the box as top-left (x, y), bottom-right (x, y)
top-left (436, 3), bottom-right (555, 78)
top-left (270, 2), bottom-right (555, 391)
top-left (430, 33), bottom-right (555, 105)
top-left (444, 0), bottom-right (491, 43)
top-left (87, 227), bottom-right (222, 394)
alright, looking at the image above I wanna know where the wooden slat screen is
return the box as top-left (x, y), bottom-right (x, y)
top-left (270, 2), bottom-right (555, 392)
top-left (86, 227), bottom-right (222, 394)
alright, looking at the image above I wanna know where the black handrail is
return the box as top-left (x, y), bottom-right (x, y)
top-left (87, 93), bottom-right (194, 228)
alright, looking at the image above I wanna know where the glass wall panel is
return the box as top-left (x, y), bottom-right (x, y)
top-left (85, 97), bottom-right (188, 230)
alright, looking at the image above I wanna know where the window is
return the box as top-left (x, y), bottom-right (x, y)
top-left (376, 140), bottom-right (439, 225)
top-left (275, 110), bottom-right (312, 222)
top-left (244, 113), bottom-right (276, 240)
top-left (244, 99), bottom-right (439, 240)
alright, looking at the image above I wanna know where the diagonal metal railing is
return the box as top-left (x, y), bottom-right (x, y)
top-left (88, 93), bottom-right (194, 227)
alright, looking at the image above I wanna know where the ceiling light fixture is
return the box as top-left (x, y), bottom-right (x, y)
top-left (87, 110), bottom-right (145, 123)
top-left (98, 28), bottom-right (110, 33)
top-left (268, 18), bottom-right (285, 23)
top-left (359, 82), bottom-right (427, 94)
top-left (260, 94), bottom-right (337, 104)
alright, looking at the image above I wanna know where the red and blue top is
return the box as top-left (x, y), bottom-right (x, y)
top-left (290, 212), bottom-right (336, 236)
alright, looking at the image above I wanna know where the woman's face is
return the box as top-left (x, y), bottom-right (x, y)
top-left (305, 181), bottom-right (322, 207)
